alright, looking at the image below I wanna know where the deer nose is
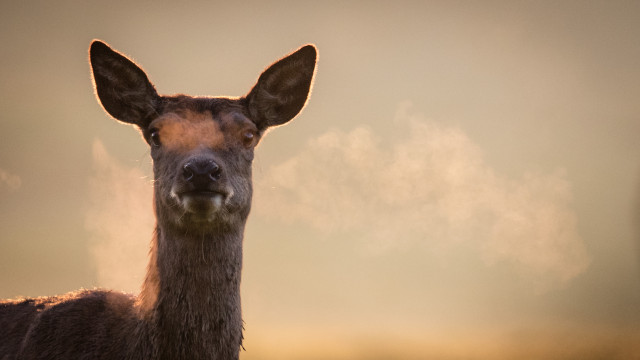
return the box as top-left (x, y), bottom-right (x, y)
top-left (182, 160), bottom-right (222, 184)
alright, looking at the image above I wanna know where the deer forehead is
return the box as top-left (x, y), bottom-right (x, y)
top-left (152, 110), bottom-right (249, 152)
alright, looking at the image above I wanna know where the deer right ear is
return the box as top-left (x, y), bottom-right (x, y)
top-left (89, 40), bottom-right (159, 128)
top-left (245, 44), bottom-right (317, 131)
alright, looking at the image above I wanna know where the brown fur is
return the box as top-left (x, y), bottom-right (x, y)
top-left (0, 40), bottom-right (317, 360)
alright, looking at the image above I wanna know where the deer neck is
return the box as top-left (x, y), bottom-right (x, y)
top-left (137, 221), bottom-right (245, 359)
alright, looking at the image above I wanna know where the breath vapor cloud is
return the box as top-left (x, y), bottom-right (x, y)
top-left (85, 140), bottom-right (153, 293)
top-left (255, 102), bottom-right (589, 290)
top-left (0, 168), bottom-right (21, 192)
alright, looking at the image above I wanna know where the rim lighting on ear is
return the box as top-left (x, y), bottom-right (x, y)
top-left (245, 44), bottom-right (317, 131)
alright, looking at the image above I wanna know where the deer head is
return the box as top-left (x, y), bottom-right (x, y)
top-left (89, 41), bottom-right (317, 233)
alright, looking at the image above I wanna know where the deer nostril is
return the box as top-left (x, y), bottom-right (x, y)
top-left (183, 160), bottom-right (222, 183)
top-left (182, 164), bottom-right (195, 182)
top-left (209, 163), bottom-right (222, 181)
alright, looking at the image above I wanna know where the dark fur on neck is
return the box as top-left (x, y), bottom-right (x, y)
top-left (133, 221), bottom-right (245, 360)
top-left (1, 219), bottom-right (246, 360)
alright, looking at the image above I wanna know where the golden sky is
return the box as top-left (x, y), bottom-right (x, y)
top-left (1, 1), bottom-right (639, 358)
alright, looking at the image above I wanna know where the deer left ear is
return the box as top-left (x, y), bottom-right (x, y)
top-left (89, 40), bottom-right (160, 128)
top-left (245, 44), bottom-right (317, 130)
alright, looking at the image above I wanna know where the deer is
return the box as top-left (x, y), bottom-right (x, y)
top-left (0, 40), bottom-right (317, 359)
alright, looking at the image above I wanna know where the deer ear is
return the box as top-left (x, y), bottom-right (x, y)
top-left (89, 40), bottom-right (159, 128)
top-left (245, 44), bottom-right (317, 130)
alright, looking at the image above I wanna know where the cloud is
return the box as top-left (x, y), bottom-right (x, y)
top-left (255, 101), bottom-right (589, 290)
top-left (85, 140), bottom-right (154, 293)
top-left (0, 168), bottom-right (21, 191)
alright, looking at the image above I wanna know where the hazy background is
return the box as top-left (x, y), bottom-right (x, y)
top-left (1, 1), bottom-right (639, 358)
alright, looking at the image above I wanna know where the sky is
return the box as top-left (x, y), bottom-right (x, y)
top-left (1, 1), bottom-right (639, 358)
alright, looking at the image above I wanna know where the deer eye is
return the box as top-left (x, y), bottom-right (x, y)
top-left (242, 130), bottom-right (257, 148)
top-left (149, 129), bottom-right (161, 147)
